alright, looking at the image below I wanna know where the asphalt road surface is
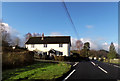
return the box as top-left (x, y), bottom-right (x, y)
top-left (64, 60), bottom-right (120, 81)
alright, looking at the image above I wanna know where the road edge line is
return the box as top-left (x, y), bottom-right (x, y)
top-left (73, 62), bottom-right (79, 67)
top-left (63, 69), bottom-right (76, 81)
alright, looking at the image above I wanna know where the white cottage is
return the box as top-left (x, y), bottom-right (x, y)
top-left (25, 36), bottom-right (71, 56)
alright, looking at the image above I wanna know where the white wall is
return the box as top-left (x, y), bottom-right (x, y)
top-left (26, 44), bottom-right (70, 56)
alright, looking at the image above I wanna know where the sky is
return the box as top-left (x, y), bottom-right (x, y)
top-left (2, 2), bottom-right (118, 51)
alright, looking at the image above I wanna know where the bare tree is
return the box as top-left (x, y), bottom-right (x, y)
top-left (36, 33), bottom-right (41, 37)
top-left (13, 37), bottom-right (20, 46)
top-left (33, 33), bottom-right (37, 37)
top-left (76, 40), bottom-right (83, 53)
top-left (71, 43), bottom-right (76, 50)
top-left (0, 23), bottom-right (11, 46)
top-left (25, 32), bottom-right (32, 41)
top-left (33, 33), bottom-right (42, 37)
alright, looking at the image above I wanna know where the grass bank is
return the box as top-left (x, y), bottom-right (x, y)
top-left (3, 61), bottom-right (71, 81)
top-left (103, 59), bottom-right (120, 65)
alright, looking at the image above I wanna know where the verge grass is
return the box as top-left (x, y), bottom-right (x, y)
top-left (103, 59), bottom-right (120, 65)
top-left (3, 61), bottom-right (71, 80)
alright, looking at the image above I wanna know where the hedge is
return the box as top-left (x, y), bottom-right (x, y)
top-left (2, 51), bottom-right (34, 69)
top-left (54, 56), bottom-right (65, 61)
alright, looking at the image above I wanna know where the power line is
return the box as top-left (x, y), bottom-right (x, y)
top-left (62, 0), bottom-right (80, 39)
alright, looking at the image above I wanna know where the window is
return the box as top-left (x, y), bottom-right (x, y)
top-left (43, 52), bottom-right (47, 55)
top-left (31, 44), bottom-right (34, 48)
top-left (59, 44), bottom-right (63, 47)
top-left (44, 44), bottom-right (47, 47)
top-left (59, 52), bottom-right (63, 56)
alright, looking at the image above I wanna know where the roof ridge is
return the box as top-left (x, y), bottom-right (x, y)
top-left (25, 36), bottom-right (71, 44)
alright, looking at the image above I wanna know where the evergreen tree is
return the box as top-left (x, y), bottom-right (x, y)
top-left (107, 42), bottom-right (117, 59)
top-left (80, 42), bottom-right (90, 57)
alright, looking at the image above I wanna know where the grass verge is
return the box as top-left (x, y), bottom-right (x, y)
top-left (103, 59), bottom-right (120, 65)
top-left (3, 61), bottom-right (71, 81)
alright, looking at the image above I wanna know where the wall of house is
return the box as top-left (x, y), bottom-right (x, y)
top-left (68, 44), bottom-right (70, 56)
top-left (26, 44), bottom-right (70, 56)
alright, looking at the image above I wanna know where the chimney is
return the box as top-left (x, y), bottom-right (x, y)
top-left (41, 33), bottom-right (44, 40)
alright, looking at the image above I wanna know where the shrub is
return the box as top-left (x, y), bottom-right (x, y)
top-left (2, 46), bottom-right (28, 53)
top-left (54, 56), bottom-right (59, 61)
top-left (42, 54), bottom-right (47, 60)
top-left (39, 54), bottom-right (42, 59)
top-left (2, 47), bottom-right (13, 53)
top-left (54, 56), bottom-right (65, 61)
top-left (59, 56), bottom-right (64, 61)
top-left (54, 55), bottom-right (80, 62)
top-left (2, 51), bottom-right (34, 69)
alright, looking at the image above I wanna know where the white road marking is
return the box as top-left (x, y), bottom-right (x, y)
top-left (91, 61), bottom-right (96, 66)
top-left (73, 62), bottom-right (79, 67)
top-left (105, 63), bottom-right (120, 68)
top-left (98, 66), bottom-right (108, 73)
top-left (91, 61), bottom-right (108, 74)
top-left (113, 65), bottom-right (120, 68)
top-left (63, 69), bottom-right (76, 81)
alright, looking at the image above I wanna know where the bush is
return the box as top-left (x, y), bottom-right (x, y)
top-left (39, 54), bottom-right (42, 59)
top-left (59, 56), bottom-right (64, 61)
top-left (54, 56), bottom-right (59, 61)
top-left (2, 46), bottom-right (28, 52)
top-left (42, 54), bottom-right (47, 60)
top-left (54, 56), bottom-right (64, 61)
top-left (54, 54), bottom-right (82, 62)
top-left (2, 47), bottom-right (13, 53)
top-left (2, 51), bottom-right (34, 69)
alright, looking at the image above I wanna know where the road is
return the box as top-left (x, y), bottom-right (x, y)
top-left (64, 60), bottom-right (120, 81)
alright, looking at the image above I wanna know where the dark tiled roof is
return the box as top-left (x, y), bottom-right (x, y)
top-left (25, 36), bottom-right (71, 44)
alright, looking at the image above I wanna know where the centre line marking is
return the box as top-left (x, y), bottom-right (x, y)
top-left (113, 65), bottom-right (120, 68)
top-left (63, 69), bottom-right (76, 81)
top-left (98, 66), bottom-right (108, 73)
top-left (91, 61), bottom-right (108, 74)
top-left (91, 61), bottom-right (96, 66)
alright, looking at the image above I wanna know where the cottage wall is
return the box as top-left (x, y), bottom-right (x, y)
top-left (26, 44), bottom-right (70, 56)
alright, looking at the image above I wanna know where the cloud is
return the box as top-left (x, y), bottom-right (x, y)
top-left (79, 38), bottom-right (103, 50)
top-left (102, 42), bottom-right (109, 50)
top-left (0, 23), bottom-right (19, 37)
top-left (86, 25), bottom-right (93, 29)
top-left (50, 32), bottom-right (62, 36)
top-left (0, 23), bottom-right (24, 46)
top-left (113, 43), bottom-right (118, 52)
top-left (71, 37), bottom-right (118, 53)
top-left (0, 23), bottom-right (10, 32)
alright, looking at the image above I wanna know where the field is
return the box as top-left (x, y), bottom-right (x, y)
top-left (3, 61), bottom-right (71, 81)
